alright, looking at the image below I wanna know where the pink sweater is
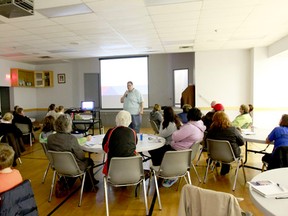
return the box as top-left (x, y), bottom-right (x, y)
top-left (171, 121), bottom-right (206, 150)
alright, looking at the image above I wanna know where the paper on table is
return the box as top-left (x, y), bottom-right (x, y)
top-left (248, 180), bottom-right (288, 198)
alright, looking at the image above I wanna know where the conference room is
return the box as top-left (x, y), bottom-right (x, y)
top-left (1, 0), bottom-right (288, 215)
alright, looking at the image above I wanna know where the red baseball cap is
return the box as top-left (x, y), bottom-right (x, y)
top-left (214, 103), bottom-right (225, 111)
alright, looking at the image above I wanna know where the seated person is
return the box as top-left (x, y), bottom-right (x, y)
top-left (102, 110), bottom-right (137, 175)
top-left (248, 104), bottom-right (254, 117)
top-left (232, 104), bottom-right (253, 129)
top-left (171, 107), bottom-right (206, 150)
top-left (149, 104), bottom-right (163, 129)
top-left (55, 105), bottom-right (65, 119)
top-left (206, 111), bottom-right (244, 175)
top-left (0, 112), bottom-right (25, 166)
top-left (46, 104), bottom-right (57, 119)
top-left (178, 104), bottom-right (192, 124)
top-left (262, 114), bottom-right (288, 166)
top-left (0, 144), bottom-right (23, 193)
top-left (202, 103), bottom-right (225, 131)
top-left (12, 107), bottom-right (35, 142)
top-left (12, 105), bottom-right (19, 116)
top-left (39, 115), bottom-right (91, 145)
top-left (148, 107), bottom-right (182, 166)
top-left (47, 114), bottom-right (99, 189)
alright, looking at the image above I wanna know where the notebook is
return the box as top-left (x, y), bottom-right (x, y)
top-left (248, 180), bottom-right (288, 198)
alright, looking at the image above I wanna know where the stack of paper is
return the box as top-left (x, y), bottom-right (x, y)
top-left (248, 180), bottom-right (288, 198)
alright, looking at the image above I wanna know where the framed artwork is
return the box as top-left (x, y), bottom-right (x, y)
top-left (57, 74), bottom-right (66, 84)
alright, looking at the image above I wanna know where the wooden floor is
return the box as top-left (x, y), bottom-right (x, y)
top-left (17, 127), bottom-right (266, 216)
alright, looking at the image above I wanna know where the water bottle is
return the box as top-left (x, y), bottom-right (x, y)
top-left (140, 133), bottom-right (143, 141)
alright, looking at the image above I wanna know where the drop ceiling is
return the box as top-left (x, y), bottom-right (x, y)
top-left (0, 0), bottom-right (288, 64)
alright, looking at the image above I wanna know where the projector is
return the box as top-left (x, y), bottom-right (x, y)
top-left (0, 0), bottom-right (33, 18)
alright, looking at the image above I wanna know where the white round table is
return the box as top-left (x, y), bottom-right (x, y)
top-left (249, 167), bottom-right (288, 216)
top-left (81, 133), bottom-right (165, 153)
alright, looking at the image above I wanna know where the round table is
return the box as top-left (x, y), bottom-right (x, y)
top-left (81, 133), bottom-right (165, 153)
top-left (249, 167), bottom-right (288, 216)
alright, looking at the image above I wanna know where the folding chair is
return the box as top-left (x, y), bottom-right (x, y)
top-left (204, 139), bottom-right (246, 191)
top-left (47, 151), bottom-right (95, 207)
top-left (103, 155), bottom-right (148, 216)
top-left (149, 149), bottom-right (192, 210)
top-left (150, 120), bottom-right (159, 134)
top-left (39, 138), bottom-right (52, 183)
top-left (190, 141), bottom-right (202, 183)
top-left (15, 123), bottom-right (32, 146)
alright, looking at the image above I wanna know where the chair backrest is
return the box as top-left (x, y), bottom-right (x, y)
top-left (15, 123), bottom-right (30, 134)
top-left (206, 139), bottom-right (236, 163)
top-left (0, 179), bottom-right (38, 216)
top-left (107, 155), bottom-right (144, 185)
top-left (159, 149), bottom-right (192, 177)
top-left (40, 141), bottom-right (53, 163)
top-left (190, 141), bottom-right (201, 161)
top-left (47, 151), bottom-right (82, 176)
top-left (150, 120), bottom-right (159, 134)
top-left (178, 184), bottom-right (243, 216)
top-left (268, 146), bottom-right (288, 170)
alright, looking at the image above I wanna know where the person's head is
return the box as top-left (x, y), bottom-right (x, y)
top-left (239, 104), bottom-right (249, 114)
top-left (279, 114), bottom-right (288, 127)
top-left (211, 101), bottom-right (217, 108)
top-left (48, 104), bottom-right (56, 111)
top-left (213, 103), bottom-right (225, 112)
top-left (16, 107), bottom-right (24, 116)
top-left (163, 106), bottom-right (176, 122)
top-left (0, 144), bottom-right (15, 170)
top-left (182, 104), bottom-right (192, 113)
top-left (2, 112), bottom-right (13, 122)
top-left (248, 104), bottom-right (254, 113)
top-left (57, 106), bottom-right (64, 113)
top-left (14, 105), bottom-right (19, 112)
top-left (153, 104), bottom-right (161, 112)
top-left (211, 111), bottom-right (231, 129)
top-left (54, 114), bottom-right (72, 133)
top-left (42, 115), bottom-right (55, 132)
top-left (115, 110), bottom-right (132, 127)
top-left (127, 81), bottom-right (134, 92)
top-left (187, 107), bottom-right (202, 121)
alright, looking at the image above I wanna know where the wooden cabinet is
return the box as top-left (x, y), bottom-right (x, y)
top-left (34, 71), bottom-right (53, 87)
top-left (11, 68), bottom-right (53, 87)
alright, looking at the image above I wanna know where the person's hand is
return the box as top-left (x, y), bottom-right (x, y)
top-left (86, 135), bottom-right (92, 141)
top-left (140, 110), bottom-right (144, 115)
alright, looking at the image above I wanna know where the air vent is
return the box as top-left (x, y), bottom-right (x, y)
top-left (0, 0), bottom-right (33, 18)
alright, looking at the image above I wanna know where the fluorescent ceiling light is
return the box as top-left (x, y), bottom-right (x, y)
top-left (37, 3), bottom-right (92, 18)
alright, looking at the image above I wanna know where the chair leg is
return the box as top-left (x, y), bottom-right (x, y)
top-left (186, 171), bottom-right (192, 185)
top-left (42, 162), bottom-right (50, 184)
top-left (196, 146), bottom-right (203, 166)
top-left (78, 173), bottom-right (86, 207)
top-left (49, 171), bottom-right (56, 202)
top-left (103, 177), bottom-right (109, 216)
top-left (204, 158), bottom-right (210, 183)
top-left (153, 171), bottom-right (162, 210)
top-left (233, 161), bottom-right (240, 191)
top-left (192, 164), bottom-right (202, 183)
top-left (18, 157), bottom-right (22, 164)
top-left (142, 179), bottom-right (149, 216)
top-left (241, 159), bottom-right (247, 183)
top-left (29, 133), bottom-right (32, 146)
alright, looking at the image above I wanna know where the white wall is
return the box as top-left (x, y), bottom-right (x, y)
top-left (195, 50), bottom-right (251, 120)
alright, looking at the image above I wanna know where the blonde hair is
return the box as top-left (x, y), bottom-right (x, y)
top-left (182, 104), bottom-right (192, 113)
top-left (0, 144), bottom-right (15, 170)
top-left (115, 110), bottom-right (131, 127)
top-left (2, 112), bottom-right (13, 122)
top-left (240, 104), bottom-right (249, 113)
top-left (153, 104), bottom-right (161, 111)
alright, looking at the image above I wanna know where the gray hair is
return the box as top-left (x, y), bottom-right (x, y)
top-left (0, 144), bottom-right (15, 169)
top-left (55, 114), bottom-right (73, 133)
top-left (115, 110), bottom-right (131, 127)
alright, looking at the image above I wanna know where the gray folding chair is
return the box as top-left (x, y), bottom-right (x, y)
top-left (149, 149), bottom-right (192, 210)
top-left (190, 141), bottom-right (202, 183)
top-left (15, 123), bottom-right (32, 146)
top-left (149, 120), bottom-right (159, 134)
top-left (39, 139), bottom-right (52, 184)
top-left (204, 139), bottom-right (246, 191)
top-left (103, 155), bottom-right (148, 216)
top-left (47, 151), bottom-right (95, 207)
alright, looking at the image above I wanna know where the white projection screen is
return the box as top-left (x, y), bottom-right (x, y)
top-left (100, 56), bottom-right (149, 109)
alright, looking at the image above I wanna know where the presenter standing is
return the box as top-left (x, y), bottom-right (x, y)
top-left (120, 81), bottom-right (144, 133)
